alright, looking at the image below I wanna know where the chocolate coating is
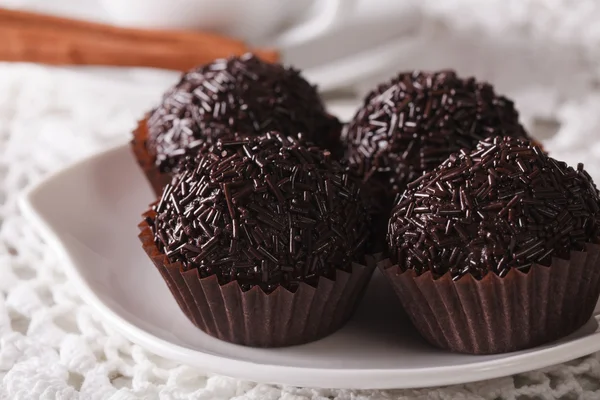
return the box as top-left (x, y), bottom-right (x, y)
top-left (147, 132), bottom-right (370, 293)
top-left (388, 136), bottom-right (600, 280)
top-left (147, 53), bottom-right (342, 173)
top-left (343, 70), bottom-right (528, 202)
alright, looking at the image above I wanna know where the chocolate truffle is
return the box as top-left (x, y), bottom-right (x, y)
top-left (147, 132), bottom-right (370, 293)
top-left (388, 136), bottom-right (600, 280)
top-left (382, 136), bottom-right (600, 354)
top-left (343, 70), bottom-right (528, 202)
top-left (146, 54), bottom-right (342, 174)
top-left (139, 132), bottom-right (375, 347)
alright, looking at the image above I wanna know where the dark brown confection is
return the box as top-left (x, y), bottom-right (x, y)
top-left (146, 53), bottom-right (342, 173)
top-left (343, 70), bottom-right (528, 203)
top-left (388, 136), bottom-right (600, 280)
top-left (146, 132), bottom-right (370, 293)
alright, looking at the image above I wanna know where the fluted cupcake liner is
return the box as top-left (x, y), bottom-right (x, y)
top-left (139, 220), bottom-right (376, 347)
top-left (378, 242), bottom-right (600, 354)
top-left (131, 118), bottom-right (172, 197)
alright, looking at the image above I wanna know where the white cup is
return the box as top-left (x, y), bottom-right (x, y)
top-left (98, 0), bottom-right (352, 47)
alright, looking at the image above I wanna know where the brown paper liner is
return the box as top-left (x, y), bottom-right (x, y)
top-left (130, 118), bottom-right (172, 197)
top-left (138, 219), bottom-right (376, 347)
top-left (379, 242), bottom-right (600, 354)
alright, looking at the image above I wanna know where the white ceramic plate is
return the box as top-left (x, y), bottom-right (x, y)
top-left (19, 143), bottom-right (600, 390)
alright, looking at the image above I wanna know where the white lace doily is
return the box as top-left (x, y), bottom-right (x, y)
top-left (5, 2), bottom-right (600, 398)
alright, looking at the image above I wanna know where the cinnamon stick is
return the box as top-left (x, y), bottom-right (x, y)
top-left (0, 8), bottom-right (279, 70)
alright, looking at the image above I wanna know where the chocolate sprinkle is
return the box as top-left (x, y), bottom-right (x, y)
top-left (388, 136), bottom-right (600, 280)
top-left (146, 54), bottom-right (341, 173)
top-left (149, 132), bottom-right (370, 293)
top-left (342, 70), bottom-right (528, 204)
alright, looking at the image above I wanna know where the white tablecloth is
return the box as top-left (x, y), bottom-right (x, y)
top-left (5, 1), bottom-right (600, 398)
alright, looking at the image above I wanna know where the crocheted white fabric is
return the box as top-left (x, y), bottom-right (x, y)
top-left (5, 2), bottom-right (600, 398)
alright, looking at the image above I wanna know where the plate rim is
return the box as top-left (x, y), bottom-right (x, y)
top-left (18, 143), bottom-right (600, 390)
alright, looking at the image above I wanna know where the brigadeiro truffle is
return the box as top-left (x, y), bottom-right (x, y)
top-left (380, 136), bottom-right (600, 354)
top-left (342, 70), bottom-right (529, 224)
top-left (131, 53), bottom-right (342, 196)
top-left (138, 132), bottom-right (374, 347)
